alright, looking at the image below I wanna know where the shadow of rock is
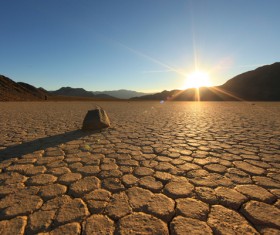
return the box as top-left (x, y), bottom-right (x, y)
top-left (0, 129), bottom-right (99, 161)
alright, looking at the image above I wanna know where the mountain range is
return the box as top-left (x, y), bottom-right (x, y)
top-left (50, 88), bottom-right (153, 99)
top-left (1, 62), bottom-right (280, 101)
top-left (131, 62), bottom-right (280, 101)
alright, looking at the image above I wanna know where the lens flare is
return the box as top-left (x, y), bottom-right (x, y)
top-left (183, 71), bottom-right (211, 89)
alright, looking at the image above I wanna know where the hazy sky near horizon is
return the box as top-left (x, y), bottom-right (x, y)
top-left (0, 0), bottom-right (279, 92)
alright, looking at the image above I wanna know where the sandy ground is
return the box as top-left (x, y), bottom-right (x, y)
top-left (0, 101), bottom-right (280, 234)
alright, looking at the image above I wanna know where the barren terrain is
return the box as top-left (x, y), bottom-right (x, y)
top-left (0, 101), bottom-right (280, 234)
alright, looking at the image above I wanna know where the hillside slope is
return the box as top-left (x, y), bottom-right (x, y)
top-left (0, 75), bottom-right (49, 101)
top-left (132, 62), bottom-right (280, 101)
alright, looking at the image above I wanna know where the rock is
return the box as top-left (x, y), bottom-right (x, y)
top-left (82, 107), bottom-right (110, 130)
top-left (170, 216), bottom-right (212, 235)
top-left (117, 212), bottom-right (168, 235)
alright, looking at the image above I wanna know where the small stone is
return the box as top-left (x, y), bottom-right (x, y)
top-left (0, 216), bottom-right (27, 235)
top-left (117, 212), bottom-right (168, 235)
top-left (176, 198), bottom-right (209, 220)
top-left (170, 216), bottom-right (212, 235)
top-left (146, 194), bottom-right (175, 221)
top-left (55, 198), bottom-right (89, 224)
top-left (126, 187), bottom-right (153, 210)
top-left (82, 108), bottom-right (110, 130)
top-left (49, 222), bottom-right (81, 235)
top-left (83, 214), bottom-right (115, 235)
top-left (208, 205), bottom-right (258, 234)
top-left (235, 185), bottom-right (276, 203)
top-left (241, 200), bottom-right (280, 229)
top-left (69, 176), bottom-right (100, 197)
top-left (105, 192), bottom-right (132, 220)
top-left (215, 187), bottom-right (248, 209)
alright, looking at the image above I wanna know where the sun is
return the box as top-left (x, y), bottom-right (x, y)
top-left (183, 71), bottom-right (211, 89)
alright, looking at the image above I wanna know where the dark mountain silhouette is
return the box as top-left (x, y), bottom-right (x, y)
top-left (92, 89), bottom-right (154, 99)
top-left (221, 62), bottom-right (280, 100)
top-left (132, 62), bottom-right (280, 101)
top-left (1, 62), bottom-right (280, 101)
top-left (50, 87), bottom-right (116, 99)
top-left (0, 75), bottom-right (49, 101)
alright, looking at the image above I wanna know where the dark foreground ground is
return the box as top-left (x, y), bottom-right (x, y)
top-left (0, 101), bottom-right (279, 234)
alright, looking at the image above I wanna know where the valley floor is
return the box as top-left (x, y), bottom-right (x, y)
top-left (0, 101), bottom-right (280, 234)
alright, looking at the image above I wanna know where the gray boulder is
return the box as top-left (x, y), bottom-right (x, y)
top-left (82, 107), bottom-right (110, 130)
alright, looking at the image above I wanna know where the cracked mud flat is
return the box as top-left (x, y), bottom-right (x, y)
top-left (0, 101), bottom-right (280, 235)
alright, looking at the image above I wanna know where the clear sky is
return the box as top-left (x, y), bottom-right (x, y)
top-left (0, 0), bottom-right (279, 92)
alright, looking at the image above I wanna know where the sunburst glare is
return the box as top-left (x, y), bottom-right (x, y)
top-left (183, 71), bottom-right (212, 89)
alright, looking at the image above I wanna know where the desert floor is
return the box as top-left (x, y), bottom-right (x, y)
top-left (0, 101), bottom-right (280, 234)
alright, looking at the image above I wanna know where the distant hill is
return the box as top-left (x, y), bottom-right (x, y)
top-left (132, 62), bottom-right (280, 101)
top-left (0, 75), bottom-right (49, 101)
top-left (92, 89), bottom-right (155, 99)
top-left (221, 62), bottom-right (280, 100)
top-left (50, 87), bottom-right (116, 99)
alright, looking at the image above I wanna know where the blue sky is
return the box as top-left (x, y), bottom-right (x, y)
top-left (0, 0), bottom-right (279, 92)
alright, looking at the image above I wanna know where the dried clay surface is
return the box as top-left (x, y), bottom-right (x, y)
top-left (0, 101), bottom-right (280, 234)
